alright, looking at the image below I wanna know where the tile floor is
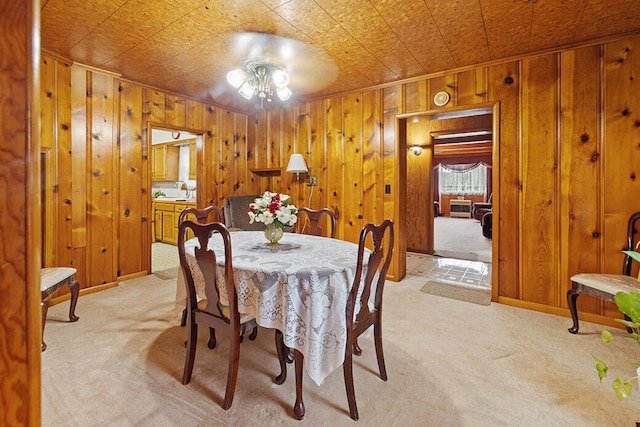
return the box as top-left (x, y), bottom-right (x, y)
top-left (406, 251), bottom-right (491, 291)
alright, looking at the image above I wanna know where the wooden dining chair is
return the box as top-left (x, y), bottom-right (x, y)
top-left (178, 220), bottom-right (259, 409)
top-left (567, 211), bottom-right (640, 333)
top-left (344, 219), bottom-right (394, 420)
top-left (178, 205), bottom-right (224, 328)
top-left (296, 207), bottom-right (337, 238)
top-left (178, 205), bottom-right (224, 225)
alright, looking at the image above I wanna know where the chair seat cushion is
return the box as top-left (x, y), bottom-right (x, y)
top-left (41, 267), bottom-right (77, 291)
top-left (571, 273), bottom-right (640, 295)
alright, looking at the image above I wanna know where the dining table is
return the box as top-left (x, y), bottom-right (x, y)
top-left (174, 230), bottom-right (369, 419)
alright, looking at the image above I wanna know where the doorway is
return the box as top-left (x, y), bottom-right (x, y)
top-left (148, 124), bottom-right (205, 277)
top-left (398, 103), bottom-right (499, 297)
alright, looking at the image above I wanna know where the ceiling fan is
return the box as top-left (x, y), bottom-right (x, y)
top-left (224, 32), bottom-right (338, 108)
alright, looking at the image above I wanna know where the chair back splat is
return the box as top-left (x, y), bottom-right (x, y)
top-left (178, 205), bottom-right (224, 225)
top-left (178, 220), bottom-right (258, 409)
top-left (296, 207), bottom-right (337, 238)
top-left (343, 219), bottom-right (394, 421)
top-left (177, 205), bottom-right (224, 328)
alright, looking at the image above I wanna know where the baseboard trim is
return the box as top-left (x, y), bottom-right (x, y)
top-left (497, 296), bottom-right (625, 330)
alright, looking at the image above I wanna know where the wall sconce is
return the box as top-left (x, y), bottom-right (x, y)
top-left (286, 153), bottom-right (308, 181)
top-left (409, 145), bottom-right (423, 156)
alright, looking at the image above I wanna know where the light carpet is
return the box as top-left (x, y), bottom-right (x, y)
top-left (434, 216), bottom-right (492, 263)
top-left (41, 273), bottom-right (639, 426)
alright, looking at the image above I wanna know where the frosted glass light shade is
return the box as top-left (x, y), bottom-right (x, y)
top-left (238, 81), bottom-right (255, 99)
top-left (276, 86), bottom-right (292, 101)
top-left (272, 69), bottom-right (290, 88)
top-left (226, 69), bottom-right (246, 88)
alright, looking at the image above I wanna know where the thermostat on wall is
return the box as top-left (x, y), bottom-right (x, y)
top-left (433, 91), bottom-right (450, 107)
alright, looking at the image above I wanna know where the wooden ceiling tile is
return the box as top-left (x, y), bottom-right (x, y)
top-left (425, 0), bottom-right (491, 67)
top-left (41, 0), bottom-right (128, 56)
top-left (320, 36), bottom-right (398, 83)
top-left (480, 0), bottom-right (533, 59)
top-left (528, 0), bottom-right (585, 53)
top-left (373, 0), bottom-right (457, 73)
top-left (317, 0), bottom-right (425, 78)
top-left (273, 0), bottom-right (345, 43)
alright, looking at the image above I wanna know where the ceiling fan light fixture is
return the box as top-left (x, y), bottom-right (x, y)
top-left (226, 68), bottom-right (246, 88)
top-left (227, 61), bottom-right (292, 107)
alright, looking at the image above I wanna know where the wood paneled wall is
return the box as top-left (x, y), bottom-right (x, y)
top-left (39, 55), bottom-right (253, 291)
top-left (40, 33), bottom-right (640, 326)
top-left (247, 35), bottom-right (640, 325)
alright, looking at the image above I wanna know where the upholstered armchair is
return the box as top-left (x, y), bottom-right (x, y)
top-left (472, 193), bottom-right (492, 220)
top-left (223, 195), bottom-right (264, 231)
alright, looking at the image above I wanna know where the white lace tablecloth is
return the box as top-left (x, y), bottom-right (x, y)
top-left (175, 231), bottom-right (367, 386)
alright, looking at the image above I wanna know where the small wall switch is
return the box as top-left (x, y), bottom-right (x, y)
top-left (308, 175), bottom-right (318, 186)
top-left (385, 184), bottom-right (391, 194)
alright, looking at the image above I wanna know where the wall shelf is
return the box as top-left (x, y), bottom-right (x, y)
top-left (250, 168), bottom-right (281, 176)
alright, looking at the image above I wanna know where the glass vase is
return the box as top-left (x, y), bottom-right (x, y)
top-left (264, 222), bottom-right (284, 245)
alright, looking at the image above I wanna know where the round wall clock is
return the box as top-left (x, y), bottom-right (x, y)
top-left (433, 91), bottom-right (450, 107)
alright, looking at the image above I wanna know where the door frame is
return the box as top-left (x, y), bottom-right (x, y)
top-left (146, 122), bottom-right (206, 274)
top-left (396, 102), bottom-right (500, 301)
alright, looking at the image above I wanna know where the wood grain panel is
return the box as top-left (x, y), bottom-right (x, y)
top-left (457, 68), bottom-right (488, 106)
top-left (0, 0), bottom-right (40, 423)
top-left (406, 118), bottom-right (431, 252)
top-left (164, 94), bottom-right (186, 128)
top-left (384, 85), bottom-right (405, 279)
top-left (186, 99), bottom-right (204, 131)
top-left (70, 65), bottom-right (88, 287)
top-left (361, 90), bottom-right (383, 227)
top-left (40, 56), bottom-right (56, 267)
top-left (404, 80), bottom-right (428, 113)
top-left (87, 72), bottom-right (117, 285)
top-left (56, 60), bottom-right (74, 270)
top-left (342, 93), bottom-right (364, 242)
top-left (202, 105), bottom-right (219, 206)
top-left (291, 104), bottom-right (310, 207)
top-left (235, 111), bottom-right (249, 193)
top-left (144, 89), bottom-right (165, 124)
top-left (326, 97), bottom-right (344, 238)
top-left (219, 110), bottom-right (236, 197)
top-left (559, 46), bottom-right (602, 316)
top-left (309, 101), bottom-right (329, 211)
top-left (602, 37), bottom-right (640, 318)
top-left (117, 81), bottom-right (144, 277)
top-left (487, 61), bottom-right (519, 299)
top-left (520, 54), bottom-right (558, 306)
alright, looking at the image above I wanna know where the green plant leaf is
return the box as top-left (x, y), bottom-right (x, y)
top-left (593, 355), bottom-right (608, 381)
top-left (612, 377), bottom-right (633, 400)
top-left (614, 291), bottom-right (640, 323)
top-left (622, 250), bottom-right (640, 281)
top-left (601, 330), bottom-right (614, 344)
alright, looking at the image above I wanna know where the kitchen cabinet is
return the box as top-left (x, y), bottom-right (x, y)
top-left (153, 201), bottom-right (195, 245)
top-left (152, 143), bottom-right (179, 182)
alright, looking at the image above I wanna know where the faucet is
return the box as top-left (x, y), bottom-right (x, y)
top-left (175, 181), bottom-right (190, 198)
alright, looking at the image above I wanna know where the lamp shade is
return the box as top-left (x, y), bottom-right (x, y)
top-left (286, 153), bottom-right (308, 174)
